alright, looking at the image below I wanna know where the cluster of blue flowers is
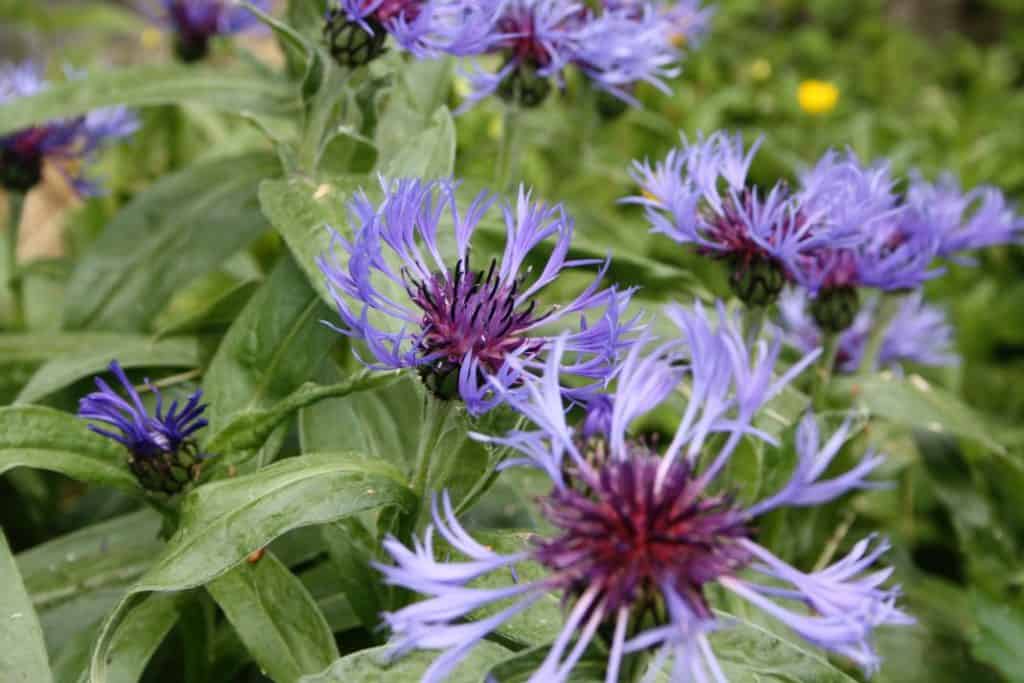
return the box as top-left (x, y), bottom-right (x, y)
top-left (0, 62), bottom-right (138, 195)
top-left (630, 131), bottom-right (1023, 362)
top-left (324, 0), bottom-right (712, 108)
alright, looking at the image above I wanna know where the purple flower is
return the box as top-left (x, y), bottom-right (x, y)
top-left (324, 0), bottom-right (498, 66)
top-left (376, 305), bottom-right (908, 681)
top-left (317, 176), bottom-right (637, 415)
top-left (776, 288), bottom-right (958, 373)
top-left (457, 0), bottom-right (684, 110)
top-left (0, 62), bottom-right (138, 195)
top-left (79, 361), bottom-right (209, 494)
top-left (906, 172), bottom-right (1024, 263)
top-left (628, 132), bottom-right (837, 306)
top-left (146, 0), bottom-right (270, 61)
top-left (794, 151), bottom-right (941, 296)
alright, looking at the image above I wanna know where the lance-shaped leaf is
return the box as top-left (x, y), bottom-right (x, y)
top-left (0, 530), bottom-right (53, 683)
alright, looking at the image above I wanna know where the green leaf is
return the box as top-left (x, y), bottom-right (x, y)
top-left (202, 371), bottom-right (401, 477)
top-left (15, 336), bottom-right (202, 404)
top-left (374, 58), bottom-right (455, 179)
top-left (90, 452), bottom-right (414, 682)
top-left (968, 591), bottom-right (1024, 681)
top-left (375, 107), bottom-right (455, 180)
top-left (708, 609), bottom-right (860, 683)
top-left (258, 175), bottom-right (363, 307)
top-left (0, 530), bottom-right (53, 683)
top-left (154, 279), bottom-right (261, 338)
top-left (203, 254), bottom-right (336, 435)
top-left (833, 373), bottom-right (1006, 454)
top-left (208, 552), bottom-right (339, 683)
top-left (0, 406), bottom-right (138, 492)
top-left (299, 642), bottom-right (512, 683)
top-left (17, 509), bottom-right (163, 655)
top-left (89, 594), bottom-right (183, 683)
top-left (0, 65), bottom-right (298, 137)
top-left (63, 152), bottom-right (280, 332)
top-left (320, 519), bottom-right (382, 630)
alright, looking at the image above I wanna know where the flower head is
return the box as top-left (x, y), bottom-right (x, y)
top-left (317, 176), bottom-right (637, 414)
top-left (147, 0), bottom-right (269, 61)
top-left (628, 132), bottom-right (839, 306)
top-left (906, 172), bottom-right (1024, 263)
top-left (797, 79), bottom-right (839, 115)
top-left (777, 288), bottom-right (958, 373)
top-left (458, 0), bottom-right (686, 110)
top-left (377, 304), bottom-right (908, 681)
top-left (0, 62), bottom-right (138, 195)
top-left (324, 0), bottom-right (497, 67)
top-left (794, 151), bottom-right (941, 300)
top-left (79, 361), bottom-right (209, 494)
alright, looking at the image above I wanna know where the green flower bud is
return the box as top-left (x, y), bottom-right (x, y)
top-left (324, 10), bottom-right (388, 68)
top-left (809, 286), bottom-right (860, 333)
top-left (497, 63), bottom-right (552, 108)
top-left (729, 256), bottom-right (786, 307)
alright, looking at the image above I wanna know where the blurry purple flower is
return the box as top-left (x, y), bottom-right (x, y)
top-left (458, 0), bottom-right (685, 110)
top-left (0, 62), bottom-right (138, 195)
top-left (906, 172), bottom-right (1024, 263)
top-left (794, 151), bottom-right (941, 297)
top-left (776, 288), bottom-right (958, 373)
top-left (324, 0), bottom-right (498, 67)
top-left (317, 176), bottom-right (637, 415)
top-left (79, 361), bottom-right (209, 494)
top-left (146, 0), bottom-right (270, 62)
top-left (628, 132), bottom-right (840, 306)
top-left (377, 304), bottom-right (907, 681)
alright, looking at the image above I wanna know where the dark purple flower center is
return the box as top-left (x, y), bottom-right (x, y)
top-left (406, 257), bottom-right (547, 376)
top-left (534, 447), bottom-right (752, 619)
top-left (496, 9), bottom-right (558, 67)
top-left (366, 0), bottom-right (424, 24)
top-left (1, 128), bottom-right (48, 192)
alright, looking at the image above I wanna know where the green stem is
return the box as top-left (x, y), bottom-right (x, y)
top-left (495, 105), bottom-right (523, 191)
top-left (409, 395), bottom-right (456, 518)
top-left (813, 332), bottom-right (840, 409)
top-left (742, 305), bottom-right (765, 349)
top-left (6, 192), bottom-right (25, 330)
top-left (858, 294), bottom-right (902, 375)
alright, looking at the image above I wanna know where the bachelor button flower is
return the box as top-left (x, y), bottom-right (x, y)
top-left (905, 172), bottom-right (1024, 263)
top-left (145, 0), bottom-right (269, 62)
top-left (376, 303), bottom-right (908, 682)
top-left (317, 176), bottom-right (636, 415)
top-left (79, 361), bottom-right (209, 495)
top-left (323, 0), bottom-right (497, 67)
top-left (458, 0), bottom-right (682, 110)
top-left (777, 288), bottom-right (958, 374)
top-left (628, 131), bottom-right (839, 307)
top-left (793, 151), bottom-right (942, 332)
top-left (0, 62), bottom-right (138, 195)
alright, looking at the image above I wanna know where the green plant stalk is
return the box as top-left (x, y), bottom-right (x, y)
top-left (409, 395), bottom-right (457, 522)
top-left (496, 105), bottom-right (523, 191)
top-left (813, 332), bottom-right (840, 409)
top-left (858, 293), bottom-right (902, 375)
top-left (742, 304), bottom-right (766, 349)
top-left (6, 191), bottom-right (25, 330)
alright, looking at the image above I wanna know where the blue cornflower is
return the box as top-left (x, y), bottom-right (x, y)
top-left (317, 176), bottom-right (637, 415)
top-left (323, 0), bottom-right (497, 67)
top-left (145, 0), bottom-right (269, 62)
top-left (457, 0), bottom-right (684, 110)
top-left (906, 172), bottom-right (1024, 263)
top-left (776, 288), bottom-right (958, 374)
top-left (79, 361), bottom-right (209, 494)
top-left (794, 151), bottom-right (941, 297)
top-left (628, 132), bottom-right (839, 306)
top-left (0, 62), bottom-right (138, 195)
top-left (376, 304), bottom-right (907, 682)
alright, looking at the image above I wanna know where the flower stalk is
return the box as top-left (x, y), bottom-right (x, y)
top-left (858, 293), bottom-right (902, 374)
top-left (5, 191), bottom-right (25, 330)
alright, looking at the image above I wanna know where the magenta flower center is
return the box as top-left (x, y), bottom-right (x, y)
top-left (406, 258), bottom-right (546, 374)
top-left (534, 450), bottom-right (752, 618)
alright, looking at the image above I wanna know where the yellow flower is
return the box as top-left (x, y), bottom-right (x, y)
top-left (798, 80), bottom-right (839, 115)
top-left (141, 27), bottom-right (164, 51)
